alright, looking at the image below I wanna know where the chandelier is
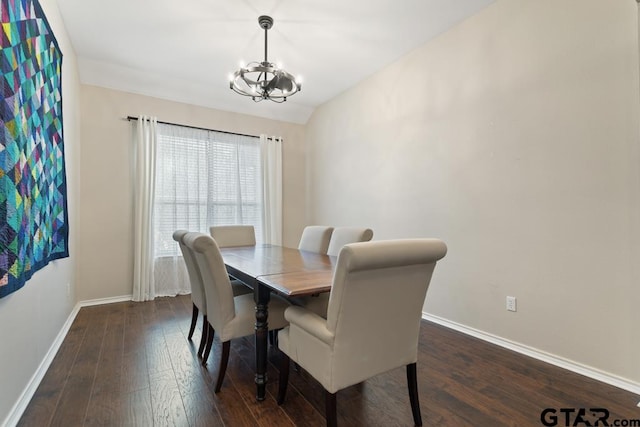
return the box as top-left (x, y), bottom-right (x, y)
top-left (229, 16), bottom-right (301, 103)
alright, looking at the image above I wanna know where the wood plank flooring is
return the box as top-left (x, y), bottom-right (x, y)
top-left (18, 295), bottom-right (640, 426)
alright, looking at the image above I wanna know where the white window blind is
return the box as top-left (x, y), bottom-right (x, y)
top-left (153, 123), bottom-right (262, 258)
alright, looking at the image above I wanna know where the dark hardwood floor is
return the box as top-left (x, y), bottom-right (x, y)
top-left (18, 295), bottom-right (639, 426)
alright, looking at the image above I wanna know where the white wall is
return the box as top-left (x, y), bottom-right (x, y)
top-left (305, 0), bottom-right (640, 384)
top-left (0, 0), bottom-right (81, 424)
top-left (78, 86), bottom-right (307, 301)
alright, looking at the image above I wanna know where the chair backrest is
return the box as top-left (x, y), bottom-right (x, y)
top-left (326, 239), bottom-right (447, 390)
top-left (326, 227), bottom-right (374, 257)
top-left (298, 226), bottom-right (334, 254)
top-left (210, 225), bottom-right (256, 248)
top-left (173, 230), bottom-right (206, 313)
top-left (183, 232), bottom-right (236, 330)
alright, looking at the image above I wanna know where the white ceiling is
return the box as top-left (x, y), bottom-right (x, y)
top-left (56, 0), bottom-right (495, 124)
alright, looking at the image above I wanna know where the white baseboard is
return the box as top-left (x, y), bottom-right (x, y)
top-left (79, 294), bottom-right (132, 307)
top-left (2, 295), bottom-right (133, 427)
top-left (423, 312), bottom-right (640, 397)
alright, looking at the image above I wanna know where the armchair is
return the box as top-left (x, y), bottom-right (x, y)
top-left (277, 239), bottom-right (447, 426)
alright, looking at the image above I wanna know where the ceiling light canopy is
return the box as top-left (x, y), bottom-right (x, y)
top-left (229, 16), bottom-right (301, 103)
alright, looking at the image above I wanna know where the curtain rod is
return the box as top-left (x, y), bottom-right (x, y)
top-left (126, 116), bottom-right (271, 140)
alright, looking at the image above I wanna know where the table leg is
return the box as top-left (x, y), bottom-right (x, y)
top-left (254, 282), bottom-right (271, 401)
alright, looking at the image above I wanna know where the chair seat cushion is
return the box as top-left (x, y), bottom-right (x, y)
top-left (220, 293), bottom-right (290, 342)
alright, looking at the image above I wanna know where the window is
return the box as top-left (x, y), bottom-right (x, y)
top-left (153, 123), bottom-right (262, 258)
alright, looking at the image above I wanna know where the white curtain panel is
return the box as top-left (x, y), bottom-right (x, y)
top-left (151, 123), bottom-right (263, 296)
top-left (133, 121), bottom-right (273, 299)
top-left (260, 135), bottom-right (283, 245)
top-left (133, 115), bottom-right (158, 301)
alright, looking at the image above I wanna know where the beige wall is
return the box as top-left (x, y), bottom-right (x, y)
top-left (78, 86), bottom-right (307, 301)
top-left (4, 2), bottom-right (638, 423)
top-left (305, 0), bottom-right (640, 384)
top-left (0, 0), bottom-right (81, 424)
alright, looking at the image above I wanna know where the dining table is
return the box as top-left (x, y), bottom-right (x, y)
top-left (219, 244), bottom-right (336, 401)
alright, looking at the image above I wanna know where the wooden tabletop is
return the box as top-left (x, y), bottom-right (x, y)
top-left (257, 269), bottom-right (334, 296)
top-left (220, 244), bottom-right (336, 297)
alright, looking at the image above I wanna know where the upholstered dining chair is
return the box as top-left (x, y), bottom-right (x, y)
top-left (174, 229), bottom-right (256, 359)
top-left (277, 239), bottom-right (447, 427)
top-left (298, 225), bottom-right (334, 254)
top-left (184, 232), bottom-right (290, 392)
top-left (326, 227), bottom-right (374, 257)
top-left (173, 230), bottom-right (208, 357)
top-left (209, 225), bottom-right (255, 297)
top-left (210, 225), bottom-right (256, 247)
top-left (299, 226), bottom-right (374, 317)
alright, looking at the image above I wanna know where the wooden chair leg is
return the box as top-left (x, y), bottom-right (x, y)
top-left (188, 303), bottom-right (198, 340)
top-left (325, 390), bottom-right (337, 427)
top-left (202, 324), bottom-right (215, 365)
top-left (407, 363), bottom-right (422, 426)
top-left (197, 315), bottom-right (208, 357)
top-left (277, 350), bottom-right (290, 405)
top-left (214, 341), bottom-right (231, 393)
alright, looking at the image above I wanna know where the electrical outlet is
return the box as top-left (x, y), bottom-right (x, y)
top-left (506, 296), bottom-right (517, 312)
top-left (66, 283), bottom-right (71, 297)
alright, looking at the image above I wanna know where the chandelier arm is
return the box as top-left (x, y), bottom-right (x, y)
top-left (258, 70), bottom-right (266, 90)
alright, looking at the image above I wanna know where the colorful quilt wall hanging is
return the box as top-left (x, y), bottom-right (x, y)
top-left (0, 0), bottom-right (69, 298)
